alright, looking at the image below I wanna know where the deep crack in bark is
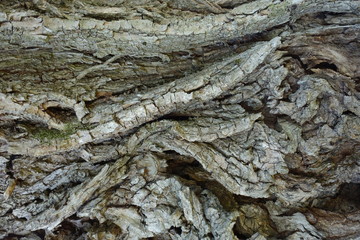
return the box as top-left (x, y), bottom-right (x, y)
top-left (0, 0), bottom-right (360, 239)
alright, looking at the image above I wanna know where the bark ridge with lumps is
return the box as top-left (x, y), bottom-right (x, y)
top-left (0, 0), bottom-right (360, 239)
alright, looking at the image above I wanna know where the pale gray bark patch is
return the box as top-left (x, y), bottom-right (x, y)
top-left (0, 0), bottom-right (360, 239)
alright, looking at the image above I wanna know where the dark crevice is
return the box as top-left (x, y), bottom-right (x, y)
top-left (92, 157), bottom-right (118, 167)
top-left (311, 183), bottom-right (360, 215)
top-left (48, 215), bottom-right (102, 239)
top-left (44, 106), bottom-right (77, 122)
top-left (233, 209), bottom-right (280, 240)
top-left (240, 100), bottom-right (263, 113)
top-left (267, 110), bottom-right (298, 132)
top-left (234, 194), bottom-right (276, 205)
top-left (163, 150), bottom-right (181, 155)
top-left (166, 157), bottom-right (201, 177)
top-left (97, 54), bottom-right (163, 64)
top-left (169, 226), bottom-right (182, 235)
top-left (232, 226), bottom-right (249, 240)
top-left (83, 14), bottom-right (127, 21)
top-left (229, 22), bottom-right (288, 46)
top-left (215, 93), bottom-right (233, 101)
top-left (335, 183), bottom-right (360, 210)
top-left (60, 47), bottom-right (97, 56)
top-left (35, 229), bottom-right (46, 240)
top-left (219, 0), bottom-right (252, 9)
top-left (205, 232), bottom-right (214, 239)
top-left (162, 152), bottom-right (238, 211)
top-left (6, 155), bottom-right (21, 179)
top-left (4, 233), bottom-right (26, 239)
top-left (316, 11), bottom-right (351, 18)
top-left (354, 77), bottom-right (360, 92)
top-left (312, 62), bottom-right (338, 72)
top-left (342, 110), bottom-right (356, 116)
top-left (158, 113), bottom-right (192, 121)
top-left (261, 106), bottom-right (286, 132)
top-left (276, 230), bottom-right (299, 239)
top-left (169, 50), bottom-right (190, 59)
top-left (282, 54), bottom-right (312, 74)
top-left (286, 165), bottom-right (322, 179)
top-left (314, 12), bottom-right (328, 20)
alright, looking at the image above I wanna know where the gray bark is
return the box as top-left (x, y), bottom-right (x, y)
top-left (0, 0), bottom-right (360, 239)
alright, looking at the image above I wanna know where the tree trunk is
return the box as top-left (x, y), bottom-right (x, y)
top-left (1, 0), bottom-right (360, 239)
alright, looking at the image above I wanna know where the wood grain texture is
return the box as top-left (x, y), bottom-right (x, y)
top-left (0, 0), bottom-right (359, 239)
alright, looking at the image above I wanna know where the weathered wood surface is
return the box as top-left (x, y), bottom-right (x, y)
top-left (0, 0), bottom-right (360, 239)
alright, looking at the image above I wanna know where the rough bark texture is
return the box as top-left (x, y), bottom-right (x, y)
top-left (0, 0), bottom-right (360, 239)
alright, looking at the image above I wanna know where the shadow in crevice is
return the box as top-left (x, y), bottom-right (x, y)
top-left (312, 62), bottom-right (338, 72)
top-left (319, 183), bottom-right (360, 214)
top-left (44, 106), bottom-right (77, 123)
top-left (161, 151), bottom-right (239, 212)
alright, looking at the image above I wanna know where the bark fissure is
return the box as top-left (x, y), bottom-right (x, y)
top-left (1, 0), bottom-right (360, 239)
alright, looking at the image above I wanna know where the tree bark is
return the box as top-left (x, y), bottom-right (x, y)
top-left (0, 0), bottom-right (360, 239)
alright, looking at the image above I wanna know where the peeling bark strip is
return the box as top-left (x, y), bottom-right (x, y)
top-left (0, 0), bottom-right (360, 239)
top-left (7, 37), bottom-right (280, 157)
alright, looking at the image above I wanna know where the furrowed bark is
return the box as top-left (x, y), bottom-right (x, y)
top-left (0, 0), bottom-right (360, 239)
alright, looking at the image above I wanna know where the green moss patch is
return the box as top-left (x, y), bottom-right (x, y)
top-left (32, 122), bottom-right (91, 142)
